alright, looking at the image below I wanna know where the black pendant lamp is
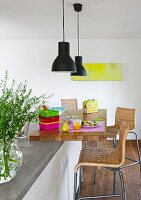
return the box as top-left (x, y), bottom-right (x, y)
top-left (52, 0), bottom-right (76, 72)
top-left (71, 3), bottom-right (87, 76)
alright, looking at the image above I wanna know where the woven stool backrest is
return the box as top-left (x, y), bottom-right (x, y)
top-left (118, 121), bottom-right (130, 164)
top-left (115, 107), bottom-right (135, 130)
top-left (61, 99), bottom-right (77, 110)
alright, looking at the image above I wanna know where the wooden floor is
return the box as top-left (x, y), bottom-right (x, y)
top-left (80, 141), bottom-right (141, 200)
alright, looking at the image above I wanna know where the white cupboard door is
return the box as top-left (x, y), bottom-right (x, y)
top-left (67, 141), bottom-right (81, 200)
top-left (33, 148), bottom-right (62, 200)
top-left (59, 142), bottom-right (69, 200)
top-left (22, 142), bottom-right (81, 200)
top-left (22, 185), bottom-right (34, 200)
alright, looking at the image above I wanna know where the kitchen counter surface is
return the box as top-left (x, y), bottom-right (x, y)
top-left (0, 133), bottom-right (63, 200)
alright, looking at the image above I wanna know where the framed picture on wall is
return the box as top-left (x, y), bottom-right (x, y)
top-left (71, 63), bottom-right (123, 81)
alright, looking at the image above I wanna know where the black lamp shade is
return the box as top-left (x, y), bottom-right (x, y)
top-left (52, 42), bottom-right (76, 72)
top-left (71, 56), bottom-right (87, 76)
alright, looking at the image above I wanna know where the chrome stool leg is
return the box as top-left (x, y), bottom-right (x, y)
top-left (77, 167), bottom-right (82, 200)
top-left (117, 169), bottom-right (126, 200)
top-left (81, 166), bottom-right (83, 182)
top-left (94, 167), bottom-right (97, 184)
top-left (132, 132), bottom-right (141, 177)
top-left (74, 172), bottom-right (77, 200)
top-left (126, 131), bottom-right (141, 177)
top-left (113, 135), bottom-right (118, 148)
top-left (113, 169), bottom-right (116, 195)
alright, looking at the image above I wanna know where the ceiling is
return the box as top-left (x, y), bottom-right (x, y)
top-left (0, 0), bottom-right (141, 39)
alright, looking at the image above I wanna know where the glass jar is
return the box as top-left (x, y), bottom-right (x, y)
top-left (0, 139), bottom-right (23, 184)
top-left (73, 119), bottom-right (82, 130)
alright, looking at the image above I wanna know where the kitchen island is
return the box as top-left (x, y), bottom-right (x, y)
top-left (0, 109), bottom-right (106, 200)
top-left (0, 137), bottom-right (81, 200)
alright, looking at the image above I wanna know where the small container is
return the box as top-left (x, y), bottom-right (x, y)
top-left (66, 116), bottom-right (78, 124)
top-left (73, 119), bottom-right (82, 130)
top-left (39, 116), bottom-right (59, 123)
top-left (39, 116), bottom-right (60, 131)
top-left (39, 122), bottom-right (59, 131)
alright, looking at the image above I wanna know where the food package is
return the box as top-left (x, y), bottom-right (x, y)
top-left (83, 99), bottom-right (98, 114)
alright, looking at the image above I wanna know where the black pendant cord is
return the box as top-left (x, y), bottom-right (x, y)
top-left (77, 12), bottom-right (80, 56)
top-left (51, 0), bottom-right (76, 72)
top-left (70, 3), bottom-right (87, 76)
top-left (62, 0), bottom-right (65, 42)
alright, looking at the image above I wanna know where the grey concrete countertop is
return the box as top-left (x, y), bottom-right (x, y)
top-left (0, 138), bottom-right (63, 200)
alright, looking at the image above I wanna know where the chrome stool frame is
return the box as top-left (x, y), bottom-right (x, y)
top-left (74, 167), bottom-right (127, 200)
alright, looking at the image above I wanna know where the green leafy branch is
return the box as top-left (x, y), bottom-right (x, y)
top-left (0, 71), bottom-right (46, 179)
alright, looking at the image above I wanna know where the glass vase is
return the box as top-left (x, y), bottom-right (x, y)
top-left (0, 139), bottom-right (23, 184)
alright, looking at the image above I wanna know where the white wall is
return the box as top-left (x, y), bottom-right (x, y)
top-left (0, 39), bottom-right (141, 138)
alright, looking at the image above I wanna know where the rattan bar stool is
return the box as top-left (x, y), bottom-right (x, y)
top-left (107, 107), bottom-right (141, 174)
top-left (61, 99), bottom-right (78, 110)
top-left (74, 122), bottom-right (129, 200)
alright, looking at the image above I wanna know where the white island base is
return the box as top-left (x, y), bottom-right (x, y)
top-left (23, 141), bottom-right (81, 200)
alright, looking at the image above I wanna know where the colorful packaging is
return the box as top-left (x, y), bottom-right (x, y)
top-left (39, 109), bottom-right (60, 131)
top-left (83, 99), bottom-right (98, 114)
top-left (39, 109), bottom-right (59, 118)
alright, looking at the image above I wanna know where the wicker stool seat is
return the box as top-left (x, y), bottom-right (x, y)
top-left (74, 122), bottom-right (129, 200)
top-left (76, 148), bottom-right (121, 170)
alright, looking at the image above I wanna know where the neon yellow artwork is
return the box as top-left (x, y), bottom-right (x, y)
top-left (71, 63), bottom-right (123, 81)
